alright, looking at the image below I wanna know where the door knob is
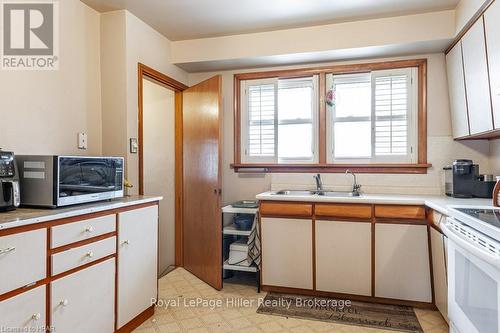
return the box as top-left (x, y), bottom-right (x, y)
top-left (85, 251), bottom-right (94, 258)
top-left (84, 226), bottom-right (94, 233)
top-left (32, 313), bottom-right (41, 321)
top-left (60, 299), bottom-right (69, 307)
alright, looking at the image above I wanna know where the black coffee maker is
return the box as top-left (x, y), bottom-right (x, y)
top-left (0, 150), bottom-right (20, 211)
top-left (444, 160), bottom-right (479, 198)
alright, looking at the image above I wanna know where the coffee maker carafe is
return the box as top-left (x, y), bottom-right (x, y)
top-left (0, 150), bottom-right (20, 211)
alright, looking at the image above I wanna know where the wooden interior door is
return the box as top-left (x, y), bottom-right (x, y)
top-left (182, 76), bottom-right (222, 290)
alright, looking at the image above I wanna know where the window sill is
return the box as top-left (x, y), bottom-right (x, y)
top-left (230, 163), bottom-right (432, 174)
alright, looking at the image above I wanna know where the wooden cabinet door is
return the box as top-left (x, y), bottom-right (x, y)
top-left (462, 18), bottom-right (494, 134)
top-left (485, 0), bottom-right (500, 129)
top-left (375, 224), bottom-right (432, 302)
top-left (51, 258), bottom-right (115, 333)
top-left (0, 286), bottom-right (46, 331)
top-left (117, 206), bottom-right (158, 329)
top-left (316, 220), bottom-right (371, 296)
top-left (430, 227), bottom-right (449, 322)
top-left (446, 41), bottom-right (470, 138)
top-left (182, 76), bottom-right (223, 290)
top-left (261, 217), bottom-right (313, 290)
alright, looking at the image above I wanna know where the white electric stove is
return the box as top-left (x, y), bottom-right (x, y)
top-left (443, 206), bottom-right (500, 333)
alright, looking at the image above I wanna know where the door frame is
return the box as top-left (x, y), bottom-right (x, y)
top-left (137, 63), bottom-right (188, 267)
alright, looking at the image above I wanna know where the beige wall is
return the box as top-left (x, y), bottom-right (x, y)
top-left (100, 11), bottom-right (127, 159)
top-left (491, 140), bottom-right (500, 175)
top-left (0, 0), bottom-right (102, 155)
top-left (124, 11), bottom-right (188, 193)
top-left (189, 53), bottom-right (493, 203)
top-left (100, 10), bottom-right (189, 191)
top-left (142, 78), bottom-right (176, 274)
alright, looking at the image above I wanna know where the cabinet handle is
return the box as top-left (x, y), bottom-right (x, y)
top-left (32, 313), bottom-right (41, 321)
top-left (59, 299), bottom-right (69, 307)
top-left (0, 247), bottom-right (16, 255)
top-left (85, 251), bottom-right (94, 258)
top-left (122, 240), bottom-right (130, 245)
top-left (84, 226), bottom-right (94, 233)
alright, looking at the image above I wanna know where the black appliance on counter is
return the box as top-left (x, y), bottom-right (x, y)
top-left (0, 150), bottom-right (20, 211)
top-left (444, 159), bottom-right (496, 198)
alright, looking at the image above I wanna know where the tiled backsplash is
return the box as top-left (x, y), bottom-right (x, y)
top-left (271, 136), bottom-right (494, 196)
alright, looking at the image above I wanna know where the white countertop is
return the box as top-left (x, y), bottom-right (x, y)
top-left (256, 192), bottom-right (493, 216)
top-left (0, 195), bottom-right (163, 230)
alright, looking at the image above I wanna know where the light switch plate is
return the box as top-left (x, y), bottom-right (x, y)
top-left (78, 133), bottom-right (87, 150)
top-left (130, 138), bottom-right (138, 154)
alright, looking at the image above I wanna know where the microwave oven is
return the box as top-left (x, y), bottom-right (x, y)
top-left (17, 155), bottom-right (124, 208)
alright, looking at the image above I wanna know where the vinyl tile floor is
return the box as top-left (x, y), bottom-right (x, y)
top-left (133, 268), bottom-right (448, 333)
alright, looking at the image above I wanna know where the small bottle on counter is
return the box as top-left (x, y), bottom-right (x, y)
top-left (494, 176), bottom-right (500, 207)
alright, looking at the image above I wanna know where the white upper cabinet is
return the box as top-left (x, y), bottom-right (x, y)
top-left (446, 41), bottom-right (470, 138)
top-left (485, 0), bottom-right (500, 129)
top-left (462, 18), bottom-right (494, 134)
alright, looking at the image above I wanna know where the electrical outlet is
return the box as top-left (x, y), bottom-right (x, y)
top-left (78, 132), bottom-right (88, 150)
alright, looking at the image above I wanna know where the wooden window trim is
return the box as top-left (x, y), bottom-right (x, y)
top-left (233, 59), bottom-right (430, 174)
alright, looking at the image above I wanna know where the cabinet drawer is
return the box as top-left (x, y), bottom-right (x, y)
top-left (51, 214), bottom-right (116, 248)
top-left (260, 202), bottom-right (312, 217)
top-left (51, 258), bottom-right (115, 333)
top-left (0, 229), bottom-right (46, 295)
top-left (375, 205), bottom-right (425, 220)
top-left (0, 285), bottom-right (46, 331)
top-left (315, 204), bottom-right (372, 219)
top-left (51, 236), bottom-right (116, 276)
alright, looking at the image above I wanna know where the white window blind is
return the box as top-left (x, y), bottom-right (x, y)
top-left (247, 83), bottom-right (276, 157)
top-left (327, 68), bottom-right (417, 163)
top-left (241, 76), bottom-right (319, 163)
top-left (373, 72), bottom-right (410, 156)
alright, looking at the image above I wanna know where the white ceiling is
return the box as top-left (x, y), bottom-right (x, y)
top-left (81, 0), bottom-right (459, 41)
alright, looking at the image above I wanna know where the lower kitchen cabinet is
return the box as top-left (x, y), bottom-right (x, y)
top-left (430, 227), bottom-right (448, 322)
top-left (316, 220), bottom-right (371, 296)
top-left (51, 258), bottom-right (115, 333)
top-left (117, 206), bottom-right (158, 329)
top-left (261, 217), bottom-right (313, 290)
top-left (0, 286), bottom-right (46, 331)
top-left (375, 223), bottom-right (432, 302)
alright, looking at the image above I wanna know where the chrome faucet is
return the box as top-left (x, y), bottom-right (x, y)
top-left (313, 174), bottom-right (324, 192)
top-left (345, 170), bottom-right (361, 196)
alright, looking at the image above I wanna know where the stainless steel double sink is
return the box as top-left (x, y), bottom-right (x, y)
top-left (271, 190), bottom-right (361, 197)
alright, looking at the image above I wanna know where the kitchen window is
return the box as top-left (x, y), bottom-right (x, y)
top-left (240, 76), bottom-right (319, 164)
top-left (327, 68), bottom-right (418, 163)
top-left (233, 59), bottom-right (429, 173)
